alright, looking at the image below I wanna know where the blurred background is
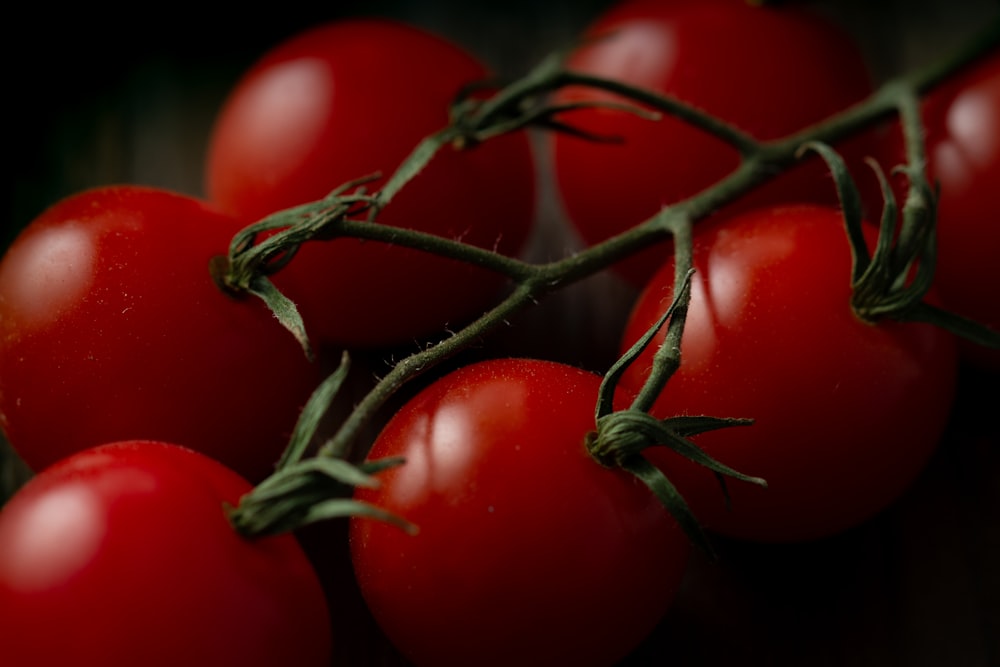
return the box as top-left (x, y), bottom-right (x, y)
top-left (4, 0), bottom-right (604, 244)
top-left (3, 1), bottom-right (999, 665)
top-left (5, 0), bottom-right (999, 241)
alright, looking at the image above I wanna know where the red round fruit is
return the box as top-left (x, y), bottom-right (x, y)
top-left (0, 441), bottom-right (331, 667)
top-left (205, 19), bottom-right (536, 349)
top-left (350, 358), bottom-right (689, 667)
top-left (551, 0), bottom-right (878, 285)
top-left (619, 204), bottom-right (958, 542)
top-left (0, 186), bottom-right (321, 482)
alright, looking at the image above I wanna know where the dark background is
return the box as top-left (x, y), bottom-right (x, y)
top-left (4, 0), bottom-right (610, 244)
top-left (6, 0), bottom-right (998, 240)
top-left (3, 1), bottom-right (999, 665)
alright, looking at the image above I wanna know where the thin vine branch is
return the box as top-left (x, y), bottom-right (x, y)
top-left (228, 19), bottom-right (1000, 536)
top-left (302, 19), bottom-right (998, 462)
top-left (321, 282), bottom-right (539, 462)
top-left (551, 71), bottom-right (761, 155)
top-left (630, 214), bottom-right (694, 415)
top-left (220, 17), bottom-right (999, 309)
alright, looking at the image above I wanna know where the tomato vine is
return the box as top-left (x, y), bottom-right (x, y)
top-left (228, 15), bottom-right (1000, 539)
top-left (3, 9), bottom-right (998, 667)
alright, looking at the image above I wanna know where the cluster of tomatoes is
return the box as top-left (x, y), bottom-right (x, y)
top-left (1, 1), bottom-right (997, 665)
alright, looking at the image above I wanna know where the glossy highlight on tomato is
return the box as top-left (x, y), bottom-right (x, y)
top-left (551, 0), bottom-right (878, 286)
top-left (619, 205), bottom-right (958, 542)
top-left (350, 358), bottom-right (689, 667)
top-left (0, 441), bottom-right (331, 667)
top-left (0, 186), bottom-right (322, 482)
top-left (205, 19), bottom-right (536, 349)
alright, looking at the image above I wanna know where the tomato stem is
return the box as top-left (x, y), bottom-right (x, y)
top-left (631, 216), bottom-right (693, 415)
top-left (320, 282), bottom-right (539, 462)
top-left (801, 88), bottom-right (999, 345)
top-left (586, 212), bottom-right (763, 555)
top-left (230, 18), bottom-right (999, 534)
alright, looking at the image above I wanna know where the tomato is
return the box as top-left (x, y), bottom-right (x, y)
top-left (204, 19), bottom-right (536, 349)
top-left (349, 358), bottom-right (689, 667)
top-left (619, 205), bottom-right (958, 542)
top-left (0, 441), bottom-right (331, 667)
top-left (885, 50), bottom-right (1000, 370)
top-left (551, 0), bottom-right (878, 286)
top-left (0, 186), bottom-right (322, 482)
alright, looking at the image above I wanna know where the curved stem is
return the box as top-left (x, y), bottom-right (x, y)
top-left (321, 281), bottom-right (543, 461)
top-left (892, 82), bottom-right (936, 286)
top-left (374, 126), bottom-right (464, 211)
top-left (630, 215), bottom-right (693, 415)
top-left (335, 218), bottom-right (538, 281)
top-left (552, 71), bottom-right (761, 155)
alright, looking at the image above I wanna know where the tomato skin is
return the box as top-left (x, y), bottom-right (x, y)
top-left (551, 0), bottom-right (877, 286)
top-left (887, 50), bottom-right (1000, 370)
top-left (0, 441), bottom-right (331, 667)
top-left (205, 19), bottom-right (536, 349)
top-left (0, 186), bottom-right (322, 482)
top-left (349, 358), bottom-right (689, 667)
top-left (619, 205), bottom-right (958, 542)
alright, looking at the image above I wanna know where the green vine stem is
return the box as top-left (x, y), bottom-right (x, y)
top-left (222, 17), bottom-right (1000, 314)
top-left (229, 352), bottom-right (416, 537)
top-left (585, 213), bottom-right (765, 556)
top-left (230, 19), bottom-right (999, 538)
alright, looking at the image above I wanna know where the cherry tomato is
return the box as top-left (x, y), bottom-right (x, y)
top-left (0, 186), bottom-right (322, 482)
top-left (551, 0), bottom-right (878, 286)
top-left (619, 205), bottom-right (958, 542)
top-left (886, 50), bottom-right (1000, 370)
top-left (205, 19), bottom-right (536, 349)
top-left (0, 441), bottom-right (331, 667)
top-left (349, 357), bottom-right (689, 667)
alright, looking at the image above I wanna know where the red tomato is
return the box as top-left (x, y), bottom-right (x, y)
top-left (619, 205), bottom-right (958, 542)
top-left (551, 0), bottom-right (878, 286)
top-left (205, 19), bottom-right (536, 349)
top-left (349, 358), bottom-right (689, 667)
top-left (886, 50), bottom-right (1000, 370)
top-left (0, 441), bottom-right (331, 667)
top-left (0, 186), bottom-right (322, 482)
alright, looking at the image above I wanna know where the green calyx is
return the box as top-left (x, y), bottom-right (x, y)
top-left (584, 215), bottom-right (765, 558)
top-left (228, 352), bottom-right (415, 539)
top-left (586, 409), bottom-right (762, 558)
top-left (803, 140), bottom-right (1000, 349)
